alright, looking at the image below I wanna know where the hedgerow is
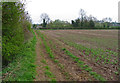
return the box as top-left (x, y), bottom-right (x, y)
top-left (2, 1), bottom-right (32, 65)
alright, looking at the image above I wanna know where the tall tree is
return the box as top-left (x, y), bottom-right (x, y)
top-left (40, 13), bottom-right (50, 27)
top-left (102, 17), bottom-right (112, 28)
top-left (79, 9), bottom-right (86, 21)
top-left (89, 20), bottom-right (95, 28)
top-left (79, 9), bottom-right (86, 27)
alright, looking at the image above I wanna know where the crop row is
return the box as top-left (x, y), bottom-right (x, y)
top-left (37, 31), bottom-right (72, 80)
top-left (63, 40), bottom-right (118, 66)
top-left (36, 31), bottom-right (56, 82)
top-left (62, 48), bottom-right (106, 81)
top-left (41, 59), bottom-right (56, 81)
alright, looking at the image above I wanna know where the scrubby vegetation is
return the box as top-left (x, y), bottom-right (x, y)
top-left (2, 1), bottom-right (37, 81)
top-left (2, 30), bottom-right (37, 81)
top-left (2, 2), bottom-right (32, 66)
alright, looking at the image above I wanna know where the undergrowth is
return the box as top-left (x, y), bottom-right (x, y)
top-left (2, 30), bottom-right (37, 81)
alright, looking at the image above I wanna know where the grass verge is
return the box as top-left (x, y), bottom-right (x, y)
top-left (2, 30), bottom-right (37, 81)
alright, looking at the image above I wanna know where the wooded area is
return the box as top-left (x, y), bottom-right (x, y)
top-left (33, 10), bottom-right (120, 29)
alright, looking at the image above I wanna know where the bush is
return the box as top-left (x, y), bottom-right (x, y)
top-left (2, 2), bottom-right (32, 65)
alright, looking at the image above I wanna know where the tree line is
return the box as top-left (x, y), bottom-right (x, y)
top-left (33, 9), bottom-right (120, 29)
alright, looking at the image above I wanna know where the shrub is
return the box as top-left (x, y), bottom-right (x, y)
top-left (2, 2), bottom-right (32, 65)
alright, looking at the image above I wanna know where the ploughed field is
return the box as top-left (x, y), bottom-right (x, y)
top-left (35, 30), bottom-right (119, 81)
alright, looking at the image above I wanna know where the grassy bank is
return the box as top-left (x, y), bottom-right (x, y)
top-left (2, 30), bottom-right (37, 81)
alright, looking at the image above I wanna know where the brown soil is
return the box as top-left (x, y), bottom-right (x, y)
top-left (40, 30), bottom-right (118, 52)
top-left (34, 30), bottom-right (66, 81)
top-left (34, 30), bottom-right (96, 81)
top-left (47, 37), bottom-right (95, 81)
top-left (40, 30), bottom-right (118, 81)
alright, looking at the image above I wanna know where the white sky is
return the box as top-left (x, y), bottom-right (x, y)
top-left (25, 0), bottom-right (120, 24)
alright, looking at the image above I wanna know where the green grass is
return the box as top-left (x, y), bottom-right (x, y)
top-left (2, 30), bottom-right (37, 81)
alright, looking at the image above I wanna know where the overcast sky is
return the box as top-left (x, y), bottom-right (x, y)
top-left (25, 0), bottom-right (120, 24)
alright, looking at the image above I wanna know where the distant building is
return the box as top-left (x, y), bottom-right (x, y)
top-left (118, 1), bottom-right (120, 23)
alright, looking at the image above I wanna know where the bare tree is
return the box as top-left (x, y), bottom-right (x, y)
top-left (79, 9), bottom-right (86, 21)
top-left (40, 13), bottom-right (50, 24)
top-left (88, 15), bottom-right (97, 22)
top-left (102, 17), bottom-right (112, 28)
top-left (102, 17), bottom-right (112, 22)
top-left (92, 17), bottom-right (98, 22)
top-left (108, 17), bottom-right (112, 23)
top-left (88, 15), bottom-right (93, 21)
